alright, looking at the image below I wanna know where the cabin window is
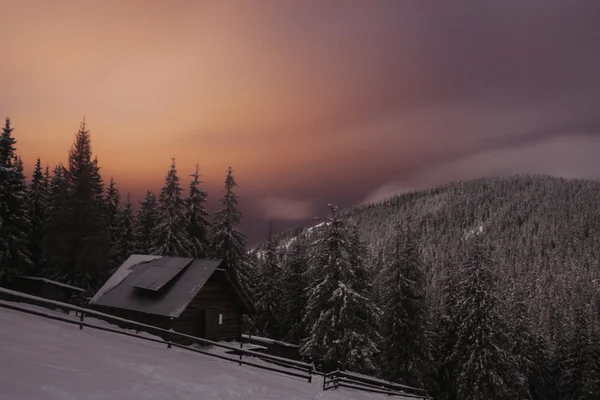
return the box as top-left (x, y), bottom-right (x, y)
top-left (218, 313), bottom-right (223, 325)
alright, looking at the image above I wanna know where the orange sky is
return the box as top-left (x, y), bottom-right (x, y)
top-left (3, 1), bottom-right (421, 193)
top-left (4, 0), bottom-right (600, 243)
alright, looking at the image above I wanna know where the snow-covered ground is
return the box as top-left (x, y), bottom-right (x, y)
top-left (0, 304), bottom-right (400, 400)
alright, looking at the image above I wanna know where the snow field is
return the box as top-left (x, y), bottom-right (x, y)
top-left (0, 304), bottom-right (404, 400)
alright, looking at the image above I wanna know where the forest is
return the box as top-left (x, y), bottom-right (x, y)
top-left (2, 116), bottom-right (600, 399)
top-left (0, 117), bottom-right (249, 292)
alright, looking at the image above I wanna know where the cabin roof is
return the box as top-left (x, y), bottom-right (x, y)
top-left (89, 255), bottom-right (255, 317)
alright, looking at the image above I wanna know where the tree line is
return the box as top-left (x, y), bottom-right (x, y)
top-left (0, 117), bottom-right (249, 292)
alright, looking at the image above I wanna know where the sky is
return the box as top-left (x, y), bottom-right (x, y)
top-left (3, 0), bottom-right (600, 244)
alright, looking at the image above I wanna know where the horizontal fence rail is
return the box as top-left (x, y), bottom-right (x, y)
top-left (0, 287), bottom-right (314, 383)
top-left (323, 369), bottom-right (430, 399)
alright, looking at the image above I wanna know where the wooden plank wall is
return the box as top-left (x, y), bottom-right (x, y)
top-left (173, 275), bottom-right (243, 342)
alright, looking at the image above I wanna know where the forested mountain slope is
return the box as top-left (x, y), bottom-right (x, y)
top-left (266, 175), bottom-right (600, 332)
top-left (249, 175), bottom-right (600, 398)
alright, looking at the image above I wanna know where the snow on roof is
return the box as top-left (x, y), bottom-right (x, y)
top-left (90, 254), bottom-right (163, 302)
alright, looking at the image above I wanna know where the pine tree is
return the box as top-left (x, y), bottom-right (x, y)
top-left (0, 118), bottom-right (32, 283)
top-left (301, 204), bottom-right (380, 374)
top-left (111, 193), bottom-right (137, 268)
top-left (255, 222), bottom-right (285, 339)
top-left (47, 165), bottom-right (67, 212)
top-left (211, 166), bottom-right (247, 281)
top-left (378, 222), bottom-right (430, 387)
top-left (136, 191), bottom-right (160, 254)
top-left (105, 177), bottom-right (121, 267)
top-left (27, 158), bottom-right (48, 272)
top-left (184, 164), bottom-right (211, 257)
top-left (90, 156), bottom-right (105, 203)
top-left (451, 234), bottom-right (525, 399)
top-left (0, 117), bottom-right (16, 166)
top-left (152, 158), bottom-right (191, 256)
top-left (44, 119), bottom-right (109, 290)
top-left (281, 234), bottom-right (310, 344)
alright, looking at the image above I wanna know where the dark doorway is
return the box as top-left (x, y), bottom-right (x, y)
top-left (204, 308), bottom-right (219, 341)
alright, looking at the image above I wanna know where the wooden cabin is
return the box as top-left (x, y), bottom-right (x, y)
top-left (89, 255), bottom-right (256, 343)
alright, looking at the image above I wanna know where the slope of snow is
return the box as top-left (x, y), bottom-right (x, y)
top-left (0, 305), bottom-right (399, 400)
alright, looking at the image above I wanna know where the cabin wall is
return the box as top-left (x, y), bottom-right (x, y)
top-left (172, 275), bottom-right (243, 342)
top-left (89, 305), bottom-right (173, 333)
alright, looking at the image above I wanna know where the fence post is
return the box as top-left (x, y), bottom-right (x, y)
top-left (79, 312), bottom-right (85, 330)
top-left (239, 341), bottom-right (243, 366)
top-left (308, 357), bottom-right (313, 383)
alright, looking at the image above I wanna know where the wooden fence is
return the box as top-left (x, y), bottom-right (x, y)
top-left (323, 369), bottom-right (430, 399)
top-left (0, 287), bottom-right (315, 383)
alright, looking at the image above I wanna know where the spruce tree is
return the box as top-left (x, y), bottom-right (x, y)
top-left (105, 177), bottom-right (121, 267)
top-left (27, 158), bottom-right (48, 272)
top-left (44, 119), bottom-right (109, 290)
top-left (211, 166), bottom-right (247, 281)
top-left (301, 204), bottom-right (380, 373)
top-left (451, 234), bottom-right (524, 399)
top-left (255, 222), bottom-right (285, 339)
top-left (152, 158), bottom-right (191, 256)
top-left (281, 234), bottom-right (310, 344)
top-left (0, 118), bottom-right (32, 283)
top-left (378, 222), bottom-right (430, 387)
top-left (136, 191), bottom-right (160, 254)
top-left (184, 164), bottom-right (211, 257)
top-left (111, 193), bottom-right (137, 268)
top-left (47, 165), bottom-right (67, 212)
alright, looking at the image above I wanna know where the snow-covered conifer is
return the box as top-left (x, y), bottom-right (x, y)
top-left (255, 222), bottom-right (285, 338)
top-left (451, 235), bottom-right (524, 399)
top-left (106, 177), bottom-right (122, 267)
top-left (184, 165), bottom-right (211, 257)
top-left (45, 119), bottom-right (109, 290)
top-left (378, 222), bottom-right (430, 387)
top-left (281, 234), bottom-right (310, 344)
top-left (27, 158), bottom-right (48, 270)
top-left (301, 204), bottom-right (380, 373)
top-left (152, 158), bottom-right (191, 256)
top-left (111, 193), bottom-right (137, 268)
top-left (211, 166), bottom-right (247, 281)
top-left (136, 191), bottom-right (160, 254)
top-left (0, 118), bottom-right (32, 283)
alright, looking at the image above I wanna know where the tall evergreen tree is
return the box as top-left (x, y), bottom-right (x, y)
top-left (44, 119), bottom-right (109, 290)
top-left (136, 191), bottom-right (160, 254)
top-left (152, 158), bottom-right (191, 256)
top-left (281, 234), bottom-right (310, 344)
top-left (184, 164), bottom-right (211, 257)
top-left (111, 193), bottom-right (137, 268)
top-left (559, 301), bottom-right (600, 399)
top-left (301, 204), bottom-right (380, 373)
top-left (0, 118), bottom-right (32, 283)
top-left (212, 166), bottom-right (247, 281)
top-left (450, 234), bottom-right (525, 399)
top-left (378, 222), bottom-right (430, 387)
top-left (27, 158), bottom-right (48, 271)
top-left (255, 222), bottom-right (285, 338)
